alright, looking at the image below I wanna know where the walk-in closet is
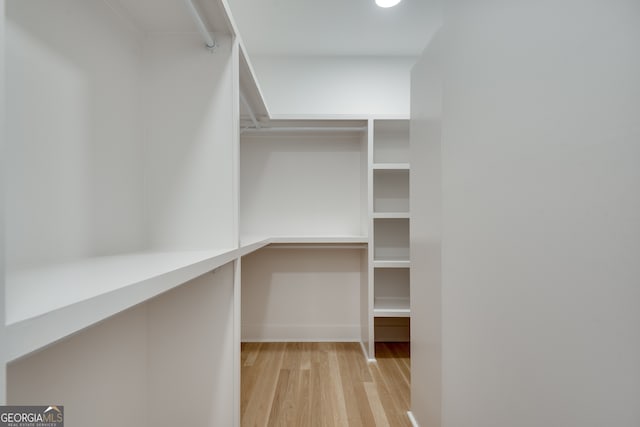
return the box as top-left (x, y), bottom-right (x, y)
top-left (4, 1), bottom-right (638, 427)
top-left (2, 0), bottom-right (413, 425)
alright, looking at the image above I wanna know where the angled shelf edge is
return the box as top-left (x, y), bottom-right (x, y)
top-left (5, 245), bottom-right (268, 363)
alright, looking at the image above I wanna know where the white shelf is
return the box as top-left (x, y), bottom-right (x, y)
top-left (373, 218), bottom-right (410, 261)
top-left (373, 168), bottom-right (409, 213)
top-left (374, 297), bottom-right (410, 317)
top-left (4, 233), bottom-right (367, 362)
top-left (372, 163), bottom-right (410, 170)
top-left (374, 309), bottom-right (410, 317)
top-left (373, 260), bottom-right (410, 268)
top-left (242, 236), bottom-right (368, 251)
top-left (373, 212), bottom-right (410, 219)
top-left (373, 120), bottom-right (410, 164)
top-left (269, 236), bottom-right (368, 244)
top-left (5, 247), bottom-right (264, 362)
top-left (238, 237), bottom-right (272, 254)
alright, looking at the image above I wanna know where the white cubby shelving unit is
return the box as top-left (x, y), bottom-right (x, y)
top-left (368, 119), bottom-right (411, 357)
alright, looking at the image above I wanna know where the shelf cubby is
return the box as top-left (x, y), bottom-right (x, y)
top-left (241, 126), bottom-right (368, 240)
top-left (373, 218), bottom-right (410, 262)
top-left (373, 268), bottom-right (410, 317)
top-left (373, 120), bottom-right (410, 164)
top-left (373, 169), bottom-right (410, 214)
top-left (372, 163), bottom-right (410, 170)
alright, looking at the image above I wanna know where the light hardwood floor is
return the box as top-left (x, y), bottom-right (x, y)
top-left (241, 342), bottom-right (411, 427)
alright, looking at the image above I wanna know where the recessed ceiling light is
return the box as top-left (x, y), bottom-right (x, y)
top-left (376, 0), bottom-right (402, 8)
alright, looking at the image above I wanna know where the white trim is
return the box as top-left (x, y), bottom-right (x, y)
top-left (241, 324), bottom-right (360, 342)
top-left (241, 338), bottom-right (359, 343)
top-left (359, 340), bottom-right (376, 363)
top-left (407, 411), bottom-right (420, 427)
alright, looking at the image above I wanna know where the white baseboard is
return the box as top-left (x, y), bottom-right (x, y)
top-left (407, 411), bottom-right (420, 427)
top-left (242, 323), bottom-right (360, 342)
top-left (241, 338), bottom-right (359, 343)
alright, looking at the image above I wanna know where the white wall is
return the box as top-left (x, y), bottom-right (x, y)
top-left (143, 34), bottom-right (236, 252)
top-left (410, 0), bottom-right (640, 426)
top-left (5, 0), bottom-right (145, 271)
top-left (5, 0), bottom-right (238, 268)
top-left (410, 30), bottom-right (443, 427)
top-left (252, 56), bottom-right (414, 117)
top-left (242, 248), bottom-right (361, 341)
top-left (241, 133), bottom-right (365, 239)
top-left (8, 305), bottom-right (149, 427)
top-left (1, 0), bottom-right (6, 404)
top-left (147, 264), bottom-right (236, 427)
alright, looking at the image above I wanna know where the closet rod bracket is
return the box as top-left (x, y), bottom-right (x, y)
top-left (184, 0), bottom-right (217, 51)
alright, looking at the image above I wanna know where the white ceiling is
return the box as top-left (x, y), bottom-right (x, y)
top-left (226, 0), bottom-right (441, 56)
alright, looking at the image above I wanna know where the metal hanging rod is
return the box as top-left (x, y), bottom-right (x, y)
top-left (184, 0), bottom-right (216, 50)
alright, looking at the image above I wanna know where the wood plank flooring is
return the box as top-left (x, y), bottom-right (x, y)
top-left (241, 342), bottom-right (411, 427)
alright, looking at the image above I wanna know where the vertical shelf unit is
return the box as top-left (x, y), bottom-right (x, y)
top-left (368, 119), bottom-right (411, 356)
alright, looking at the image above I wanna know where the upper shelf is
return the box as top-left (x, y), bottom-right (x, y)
top-left (243, 236), bottom-right (369, 253)
top-left (5, 242), bottom-right (272, 363)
